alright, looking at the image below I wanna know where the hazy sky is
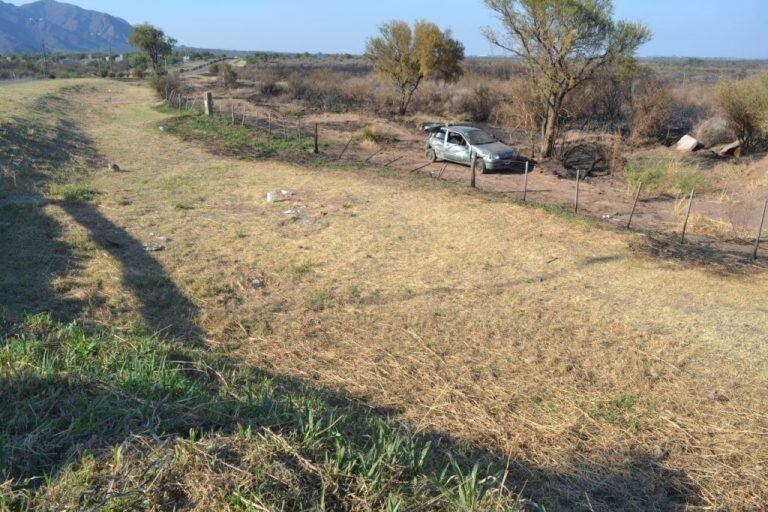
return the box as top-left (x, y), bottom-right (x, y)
top-left (10, 0), bottom-right (768, 58)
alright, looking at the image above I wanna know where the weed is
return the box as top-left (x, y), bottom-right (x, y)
top-left (306, 289), bottom-right (332, 311)
top-left (291, 259), bottom-right (315, 277)
top-left (50, 184), bottom-right (99, 202)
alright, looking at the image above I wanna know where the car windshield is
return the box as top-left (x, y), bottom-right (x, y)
top-left (466, 130), bottom-right (496, 145)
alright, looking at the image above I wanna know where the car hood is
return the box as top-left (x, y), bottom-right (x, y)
top-left (473, 141), bottom-right (517, 158)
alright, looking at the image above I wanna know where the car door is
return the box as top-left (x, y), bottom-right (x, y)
top-left (444, 131), bottom-right (470, 164)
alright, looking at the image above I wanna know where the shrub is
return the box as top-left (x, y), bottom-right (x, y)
top-left (717, 72), bottom-right (768, 152)
top-left (149, 73), bottom-right (181, 100)
top-left (259, 69), bottom-right (282, 96)
top-left (630, 76), bottom-right (673, 144)
top-left (694, 116), bottom-right (737, 148)
top-left (454, 79), bottom-right (497, 122)
top-left (219, 63), bottom-right (237, 89)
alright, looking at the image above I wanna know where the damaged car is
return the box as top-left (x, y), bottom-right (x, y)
top-left (423, 124), bottom-right (520, 174)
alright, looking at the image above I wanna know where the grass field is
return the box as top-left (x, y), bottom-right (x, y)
top-left (2, 79), bottom-right (768, 511)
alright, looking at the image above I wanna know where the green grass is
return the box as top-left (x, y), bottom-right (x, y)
top-left (625, 157), bottom-right (712, 196)
top-left (164, 109), bottom-right (319, 157)
top-left (0, 315), bottom-right (520, 510)
top-left (291, 258), bottom-right (315, 277)
top-left (49, 184), bottom-right (100, 202)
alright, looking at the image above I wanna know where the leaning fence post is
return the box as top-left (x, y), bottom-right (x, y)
top-left (338, 135), bottom-right (354, 160)
top-left (523, 161), bottom-right (529, 201)
top-left (574, 169), bottom-right (581, 213)
top-left (314, 123), bottom-right (319, 154)
top-left (470, 150), bottom-right (477, 188)
top-left (627, 181), bottom-right (643, 229)
top-left (204, 92), bottom-right (213, 116)
top-left (753, 199), bottom-right (768, 260)
top-left (680, 189), bottom-right (695, 244)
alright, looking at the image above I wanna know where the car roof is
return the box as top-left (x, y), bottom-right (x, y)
top-left (446, 126), bottom-right (484, 136)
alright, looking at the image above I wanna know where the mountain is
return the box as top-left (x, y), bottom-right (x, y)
top-left (0, 0), bottom-right (133, 54)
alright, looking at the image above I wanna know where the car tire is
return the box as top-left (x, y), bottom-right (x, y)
top-left (473, 158), bottom-right (486, 175)
top-left (426, 148), bottom-right (437, 163)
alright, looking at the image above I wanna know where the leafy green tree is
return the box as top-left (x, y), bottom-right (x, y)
top-left (365, 20), bottom-right (464, 115)
top-left (129, 23), bottom-right (176, 74)
top-left (484, 0), bottom-right (651, 157)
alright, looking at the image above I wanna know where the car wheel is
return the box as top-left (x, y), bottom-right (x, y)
top-left (425, 148), bottom-right (437, 163)
top-left (473, 158), bottom-right (486, 175)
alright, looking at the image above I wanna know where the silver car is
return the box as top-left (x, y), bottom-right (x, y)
top-left (424, 125), bottom-right (519, 174)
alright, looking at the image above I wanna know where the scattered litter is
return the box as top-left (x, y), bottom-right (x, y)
top-left (156, 235), bottom-right (168, 242)
top-left (251, 278), bottom-right (265, 288)
top-left (281, 189), bottom-right (296, 197)
top-left (11, 160), bottom-right (22, 167)
top-left (266, 191), bottom-right (286, 203)
top-left (602, 214), bottom-right (612, 220)
top-left (143, 243), bottom-right (165, 252)
top-left (159, 125), bottom-right (165, 132)
top-left (107, 162), bottom-right (120, 172)
top-left (283, 209), bottom-right (300, 215)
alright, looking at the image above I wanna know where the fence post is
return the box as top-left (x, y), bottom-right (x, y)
top-left (470, 151), bottom-right (477, 188)
top-left (680, 189), bottom-right (695, 244)
top-left (523, 161), bottom-right (529, 201)
top-left (314, 123), bottom-right (319, 154)
top-left (574, 169), bottom-right (581, 213)
top-left (204, 92), bottom-right (213, 116)
top-left (753, 199), bottom-right (768, 260)
top-left (268, 112), bottom-right (272, 135)
top-left (627, 181), bottom-right (643, 229)
top-left (230, 103), bottom-right (235, 125)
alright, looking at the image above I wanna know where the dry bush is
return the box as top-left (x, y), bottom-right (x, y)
top-left (693, 116), bottom-right (737, 147)
top-left (452, 74), bottom-right (499, 122)
top-left (492, 77), bottom-right (541, 158)
top-left (259, 69), bottom-right (282, 96)
top-left (219, 63), bottom-right (238, 89)
top-left (566, 70), bottom-right (631, 130)
top-left (149, 73), bottom-right (181, 100)
top-left (630, 75), bottom-right (673, 144)
top-left (717, 72), bottom-right (768, 152)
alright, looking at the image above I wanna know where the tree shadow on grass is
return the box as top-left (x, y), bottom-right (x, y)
top-left (1, 107), bottom-right (202, 344)
top-left (0, 320), bottom-right (702, 511)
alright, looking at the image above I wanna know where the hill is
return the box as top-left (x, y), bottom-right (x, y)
top-left (0, 0), bottom-right (132, 53)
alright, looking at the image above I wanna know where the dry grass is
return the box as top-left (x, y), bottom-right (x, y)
top-left (2, 79), bottom-right (768, 510)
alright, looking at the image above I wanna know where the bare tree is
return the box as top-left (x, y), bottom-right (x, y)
top-left (483, 0), bottom-right (650, 157)
top-left (365, 20), bottom-right (464, 115)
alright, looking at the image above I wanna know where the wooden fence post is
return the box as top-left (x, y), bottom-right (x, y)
top-left (574, 169), bottom-right (581, 213)
top-left (268, 112), bottom-right (272, 135)
top-left (627, 181), bottom-right (643, 229)
top-left (313, 123), bottom-right (319, 154)
top-left (523, 161), bottom-right (529, 201)
top-left (470, 151), bottom-right (477, 188)
top-left (230, 103), bottom-right (235, 125)
top-left (680, 189), bottom-right (695, 244)
top-left (753, 199), bottom-right (768, 260)
top-left (204, 92), bottom-right (213, 116)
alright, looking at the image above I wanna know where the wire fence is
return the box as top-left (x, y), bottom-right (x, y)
top-left (163, 90), bottom-right (768, 264)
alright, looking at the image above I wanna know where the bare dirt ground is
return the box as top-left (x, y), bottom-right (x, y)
top-left (183, 74), bottom-right (768, 266)
top-left (3, 79), bottom-right (768, 510)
